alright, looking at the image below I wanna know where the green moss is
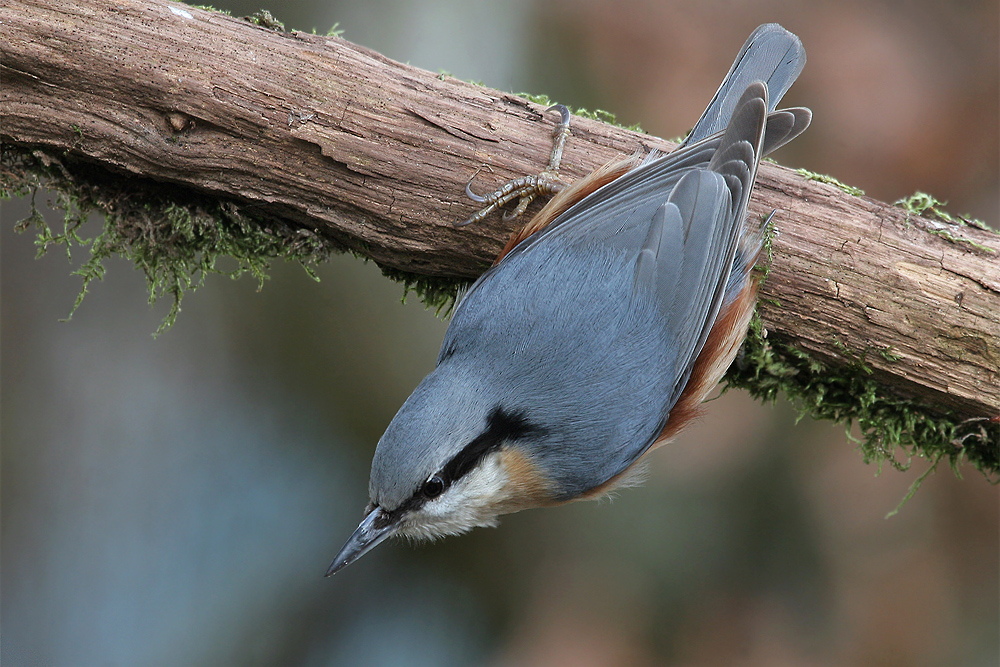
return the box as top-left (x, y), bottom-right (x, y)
top-left (725, 312), bottom-right (999, 490)
top-left (794, 168), bottom-right (865, 196)
top-left (878, 346), bottom-right (903, 363)
top-left (516, 93), bottom-right (645, 134)
top-left (378, 264), bottom-right (469, 317)
top-left (242, 9), bottom-right (286, 32)
top-left (517, 92), bottom-right (555, 107)
top-left (895, 191), bottom-right (992, 231)
top-left (3, 142), bottom-right (468, 331)
top-left (925, 228), bottom-right (996, 253)
top-left (185, 5), bottom-right (318, 34)
top-left (3, 145), bottom-right (332, 335)
top-left (185, 4), bottom-right (231, 15)
top-left (895, 192), bottom-right (996, 252)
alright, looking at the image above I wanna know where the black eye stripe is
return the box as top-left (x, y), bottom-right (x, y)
top-left (441, 407), bottom-right (544, 484)
top-left (401, 407), bottom-right (545, 510)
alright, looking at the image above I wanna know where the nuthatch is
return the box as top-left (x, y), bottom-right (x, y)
top-left (327, 24), bottom-right (811, 575)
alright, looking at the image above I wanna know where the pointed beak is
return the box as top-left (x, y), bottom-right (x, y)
top-left (325, 506), bottom-right (399, 576)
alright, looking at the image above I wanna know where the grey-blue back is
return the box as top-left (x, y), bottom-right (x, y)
top-left (368, 25), bottom-right (807, 509)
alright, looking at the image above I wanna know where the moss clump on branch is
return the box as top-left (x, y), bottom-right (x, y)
top-left (241, 9), bottom-right (286, 32)
top-left (2, 145), bottom-right (332, 334)
top-left (725, 312), bottom-right (999, 492)
top-left (794, 168), bottom-right (865, 197)
top-left (895, 191), bottom-right (997, 254)
top-left (895, 191), bottom-right (993, 231)
top-left (516, 92), bottom-right (646, 134)
top-left (378, 265), bottom-right (468, 317)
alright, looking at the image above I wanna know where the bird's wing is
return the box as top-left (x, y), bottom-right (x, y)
top-left (486, 24), bottom-right (807, 271)
top-left (492, 106), bottom-right (809, 263)
top-left (641, 83), bottom-right (768, 404)
top-left (456, 84), bottom-right (769, 411)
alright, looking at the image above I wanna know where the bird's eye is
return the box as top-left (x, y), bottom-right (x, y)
top-left (422, 475), bottom-right (445, 499)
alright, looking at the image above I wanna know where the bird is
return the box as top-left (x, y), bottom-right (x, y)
top-left (327, 23), bottom-right (811, 575)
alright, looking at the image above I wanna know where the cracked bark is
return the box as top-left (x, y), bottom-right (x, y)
top-left (2, 0), bottom-right (998, 424)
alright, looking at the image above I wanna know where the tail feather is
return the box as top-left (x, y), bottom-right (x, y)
top-left (681, 24), bottom-right (806, 148)
top-left (761, 107), bottom-right (812, 156)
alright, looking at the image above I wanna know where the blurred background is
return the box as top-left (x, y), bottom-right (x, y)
top-left (3, 1), bottom-right (997, 665)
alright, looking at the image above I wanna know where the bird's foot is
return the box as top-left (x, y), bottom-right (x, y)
top-left (457, 104), bottom-right (571, 227)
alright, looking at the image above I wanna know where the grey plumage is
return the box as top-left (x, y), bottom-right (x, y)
top-left (332, 24), bottom-right (811, 575)
top-left (371, 82), bottom-right (779, 504)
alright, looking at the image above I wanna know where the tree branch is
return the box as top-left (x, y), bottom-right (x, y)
top-left (2, 0), bottom-right (997, 473)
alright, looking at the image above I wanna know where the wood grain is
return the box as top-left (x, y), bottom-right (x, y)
top-left (2, 0), bottom-right (998, 423)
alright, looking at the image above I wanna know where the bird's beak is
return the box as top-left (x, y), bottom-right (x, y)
top-left (325, 506), bottom-right (399, 576)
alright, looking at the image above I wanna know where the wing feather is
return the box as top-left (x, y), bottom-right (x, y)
top-left (456, 84), bottom-right (769, 422)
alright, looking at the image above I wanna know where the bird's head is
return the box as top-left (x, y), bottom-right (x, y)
top-left (326, 367), bottom-right (555, 575)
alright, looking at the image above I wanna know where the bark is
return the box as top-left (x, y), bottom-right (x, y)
top-left (2, 0), bottom-right (998, 426)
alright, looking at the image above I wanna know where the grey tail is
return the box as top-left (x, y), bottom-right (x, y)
top-left (680, 24), bottom-right (806, 148)
top-left (760, 107), bottom-right (812, 156)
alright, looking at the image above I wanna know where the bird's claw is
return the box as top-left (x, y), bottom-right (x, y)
top-left (456, 104), bottom-right (571, 228)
